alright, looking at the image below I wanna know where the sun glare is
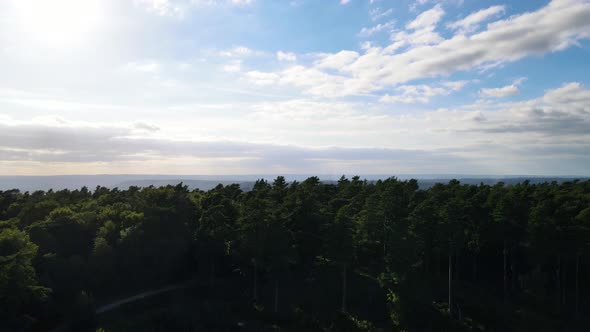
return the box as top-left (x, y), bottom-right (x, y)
top-left (12, 0), bottom-right (104, 47)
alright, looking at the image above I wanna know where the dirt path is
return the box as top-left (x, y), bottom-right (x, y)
top-left (95, 280), bottom-right (195, 314)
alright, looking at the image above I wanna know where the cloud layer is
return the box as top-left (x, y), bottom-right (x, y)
top-left (1, 82), bottom-right (589, 175)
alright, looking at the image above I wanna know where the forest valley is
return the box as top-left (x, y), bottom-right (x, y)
top-left (1, 176), bottom-right (590, 331)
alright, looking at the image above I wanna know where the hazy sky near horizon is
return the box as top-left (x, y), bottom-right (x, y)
top-left (0, 0), bottom-right (589, 175)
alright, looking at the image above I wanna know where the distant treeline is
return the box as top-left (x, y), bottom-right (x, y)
top-left (1, 177), bottom-right (590, 331)
top-left (2, 174), bottom-right (587, 192)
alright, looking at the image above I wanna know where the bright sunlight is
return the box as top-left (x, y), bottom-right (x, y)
top-left (10, 0), bottom-right (104, 47)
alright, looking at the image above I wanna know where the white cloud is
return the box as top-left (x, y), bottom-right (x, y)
top-left (380, 80), bottom-right (468, 104)
top-left (542, 82), bottom-right (590, 107)
top-left (358, 21), bottom-right (395, 37)
top-left (244, 71), bottom-right (280, 85)
top-left (463, 82), bottom-right (590, 138)
top-left (480, 85), bottom-right (519, 98)
top-left (223, 60), bottom-right (242, 72)
top-left (340, 0), bottom-right (351, 5)
top-left (406, 4), bottom-right (444, 30)
top-left (231, 0), bottom-right (253, 5)
top-left (441, 80), bottom-right (469, 91)
top-left (389, 26), bottom-right (442, 48)
top-left (314, 51), bottom-right (360, 69)
top-left (447, 5), bottom-right (505, 34)
top-left (219, 46), bottom-right (254, 57)
top-left (125, 60), bottom-right (160, 73)
top-left (388, 4), bottom-right (445, 48)
top-left (277, 51), bottom-right (297, 62)
top-left (480, 78), bottom-right (526, 98)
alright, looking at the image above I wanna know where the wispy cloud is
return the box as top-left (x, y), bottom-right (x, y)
top-left (136, 0), bottom-right (254, 17)
top-left (358, 21), bottom-right (395, 37)
top-left (219, 46), bottom-right (256, 57)
top-left (370, 8), bottom-right (393, 21)
top-left (380, 81), bottom-right (468, 104)
top-left (447, 5), bottom-right (505, 34)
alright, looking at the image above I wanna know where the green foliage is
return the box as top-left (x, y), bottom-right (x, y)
top-left (0, 227), bottom-right (49, 320)
top-left (1, 179), bottom-right (590, 331)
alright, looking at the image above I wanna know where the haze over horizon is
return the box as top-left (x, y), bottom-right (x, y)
top-left (1, 0), bottom-right (589, 176)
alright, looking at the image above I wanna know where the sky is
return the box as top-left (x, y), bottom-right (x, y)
top-left (0, 0), bottom-right (589, 176)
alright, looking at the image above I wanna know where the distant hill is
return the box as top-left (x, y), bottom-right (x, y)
top-left (115, 179), bottom-right (256, 192)
top-left (414, 177), bottom-right (590, 189)
top-left (0, 174), bottom-right (587, 192)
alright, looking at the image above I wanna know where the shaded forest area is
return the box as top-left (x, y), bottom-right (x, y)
top-left (1, 176), bottom-right (590, 331)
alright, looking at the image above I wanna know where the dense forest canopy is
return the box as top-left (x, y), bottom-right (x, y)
top-left (1, 176), bottom-right (590, 331)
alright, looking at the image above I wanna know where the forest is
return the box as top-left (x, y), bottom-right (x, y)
top-left (1, 176), bottom-right (590, 331)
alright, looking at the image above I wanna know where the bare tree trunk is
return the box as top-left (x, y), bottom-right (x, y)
top-left (449, 242), bottom-right (453, 317)
top-left (274, 279), bottom-right (279, 313)
top-left (383, 221), bottom-right (387, 269)
top-left (425, 248), bottom-right (430, 275)
top-left (253, 260), bottom-right (258, 302)
top-left (511, 246), bottom-right (517, 293)
top-left (210, 260), bottom-right (216, 287)
top-left (563, 260), bottom-right (567, 306)
top-left (455, 252), bottom-right (459, 281)
top-left (342, 265), bottom-right (347, 312)
top-left (503, 240), bottom-right (508, 302)
top-left (576, 254), bottom-right (580, 317)
top-left (472, 252), bottom-right (478, 282)
top-left (556, 255), bottom-right (561, 312)
top-left (437, 249), bottom-right (441, 278)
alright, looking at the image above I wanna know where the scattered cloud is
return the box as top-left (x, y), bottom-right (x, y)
top-left (480, 85), bottom-right (518, 98)
top-left (466, 82), bottom-right (590, 137)
top-left (380, 80), bottom-right (468, 103)
top-left (223, 59), bottom-right (242, 72)
top-left (242, 0), bottom-right (590, 98)
top-left (1, 0), bottom-right (589, 176)
top-left (277, 51), bottom-right (297, 62)
top-left (480, 78), bottom-right (526, 98)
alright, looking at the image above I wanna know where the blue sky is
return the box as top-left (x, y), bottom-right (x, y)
top-left (0, 0), bottom-right (589, 175)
